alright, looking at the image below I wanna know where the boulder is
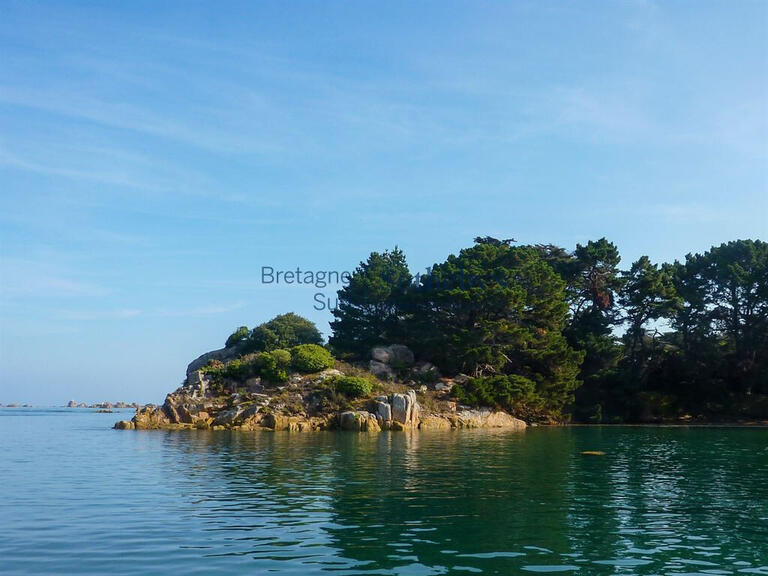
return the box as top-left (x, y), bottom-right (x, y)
top-left (417, 415), bottom-right (452, 430)
top-left (371, 344), bottom-right (415, 366)
top-left (371, 347), bottom-right (392, 364)
top-left (369, 360), bottom-right (395, 381)
top-left (133, 406), bottom-right (171, 429)
top-left (212, 407), bottom-right (244, 427)
top-left (339, 411), bottom-right (381, 432)
top-left (391, 393), bottom-right (409, 423)
top-left (391, 390), bottom-right (419, 427)
top-left (113, 420), bottom-right (135, 430)
top-left (375, 401), bottom-right (392, 422)
top-left (451, 409), bottom-right (527, 430)
top-left (260, 413), bottom-right (325, 431)
top-left (186, 371), bottom-right (209, 397)
top-left (388, 345), bottom-right (415, 366)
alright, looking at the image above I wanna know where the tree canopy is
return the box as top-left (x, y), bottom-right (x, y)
top-left (329, 248), bottom-right (412, 358)
top-left (328, 237), bottom-right (768, 423)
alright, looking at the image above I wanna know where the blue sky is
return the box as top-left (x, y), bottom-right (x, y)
top-left (1, 1), bottom-right (766, 405)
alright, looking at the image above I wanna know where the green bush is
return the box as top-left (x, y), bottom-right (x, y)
top-left (255, 349), bottom-right (291, 383)
top-left (331, 375), bottom-right (373, 398)
top-left (271, 349), bottom-right (292, 367)
top-left (223, 358), bottom-right (248, 380)
top-left (248, 313), bottom-right (323, 352)
top-left (200, 359), bottom-right (225, 375)
top-left (225, 326), bottom-right (250, 348)
top-left (452, 374), bottom-right (538, 417)
top-left (290, 344), bottom-right (335, 373)
top-left (221, 353), bottom-right (264, 381)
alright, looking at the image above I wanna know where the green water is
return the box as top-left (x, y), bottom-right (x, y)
top-left (1, 409), bottom-right (766, 574)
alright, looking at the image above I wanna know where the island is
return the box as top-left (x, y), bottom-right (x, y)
top-left (117, 237), bottom-right (767, 431)
top-left (115, 336), bottom-right (525, 432)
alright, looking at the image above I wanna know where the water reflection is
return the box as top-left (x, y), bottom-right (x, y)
top-left (157, 427), bottom-right (768, 574)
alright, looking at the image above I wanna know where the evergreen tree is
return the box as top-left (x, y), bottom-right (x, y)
top-left (413, 241), bottom-right (583, 420)
top-left (538, 239), bottom-right (623, 421)
top-left (619, 256), bottom-right (679, 383)
top-left (329, 248), bottom-right (412, 358)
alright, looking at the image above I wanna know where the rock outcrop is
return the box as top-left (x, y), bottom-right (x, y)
top-left (185, 345), bottom-right (240, 377)
top-left (339, 411), bottom-right (381, 431)
top-left (419, 409), bottom-right (526, 431)
top-left (116, 345), bottom-right (527, 433)
top-left (116, 374), bottom-right (526, 433)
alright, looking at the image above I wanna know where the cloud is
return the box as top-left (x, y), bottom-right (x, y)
top-left (0, 85), bottom-right (284, 157)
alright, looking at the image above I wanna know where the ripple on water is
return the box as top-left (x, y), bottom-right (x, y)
top-left (0, 411), bottom-right (766, 575)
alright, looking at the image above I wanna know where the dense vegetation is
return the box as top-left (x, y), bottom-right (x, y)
top-left (226, 313), bottom-right (323, 353)
top-left (203, 343), bottom-right (335, 386)
top-left (330, 238), bottom-right (768, 423)
top-left (331, 375), bottom-right (374, 398)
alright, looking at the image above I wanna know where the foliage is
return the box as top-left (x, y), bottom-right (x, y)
top-left (290, 344), bottom-right (335, 373)
top-left (200, 359), bottom-right (225, 375)
top-left (409, 242), bottom-right (583, 420)
top-left (536, 239), bottom-right (625, 421)
top-left (329, 248), bottom-right (412, 358)
top-left (331, 375), bottom-right (374, 398)
top-left (225, 326), bottom-right (250, 348)
top-left (254, 349), bottom-right (291, 383)
top-left (453, 375), bottom-right (538, 419)
top-left (248, 313), bottom-right (323, 352)
top-left (618, 256), bottom-right (680, 390)
top-left (221, 356), bottom-right (255, 381)
top-left (215, 238), bottom-right (767, 423)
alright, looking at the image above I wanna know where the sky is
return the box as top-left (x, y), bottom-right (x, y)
top-left (1, 1), bottom-right (766, 405)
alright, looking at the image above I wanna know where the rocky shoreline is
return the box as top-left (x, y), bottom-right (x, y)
top-left (114, 344), bottom-right (526, 433)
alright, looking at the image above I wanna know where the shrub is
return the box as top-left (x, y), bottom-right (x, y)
top-left (452, 374), bottom-right (538, 418)
top-left (311, 383), bottom-right (352, 413)
top-left (248, 313), bottom-right (323, 352)
top-left (200, 359), bottom-right (225, 375)
top-left (331, 375), bottom-right (373, 398)
top-left (270, 348), bottom-right (292, 367)
top-left (414, 366), bottom-right (440, 384)
top-left (221, 353), bottom-right (263, 381)
top-left (225, 326), bottom-right (250, 348)
top-left (290, 344), bottom-right (335, 373)
top-left (254, 349), bottom-right (291, 383)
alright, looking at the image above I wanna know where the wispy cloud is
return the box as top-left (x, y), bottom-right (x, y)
top-left (0, 85), bottom-right (284, 157)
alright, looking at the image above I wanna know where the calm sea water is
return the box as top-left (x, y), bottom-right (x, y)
top-left (0, 408), bottom-right (766, 575)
